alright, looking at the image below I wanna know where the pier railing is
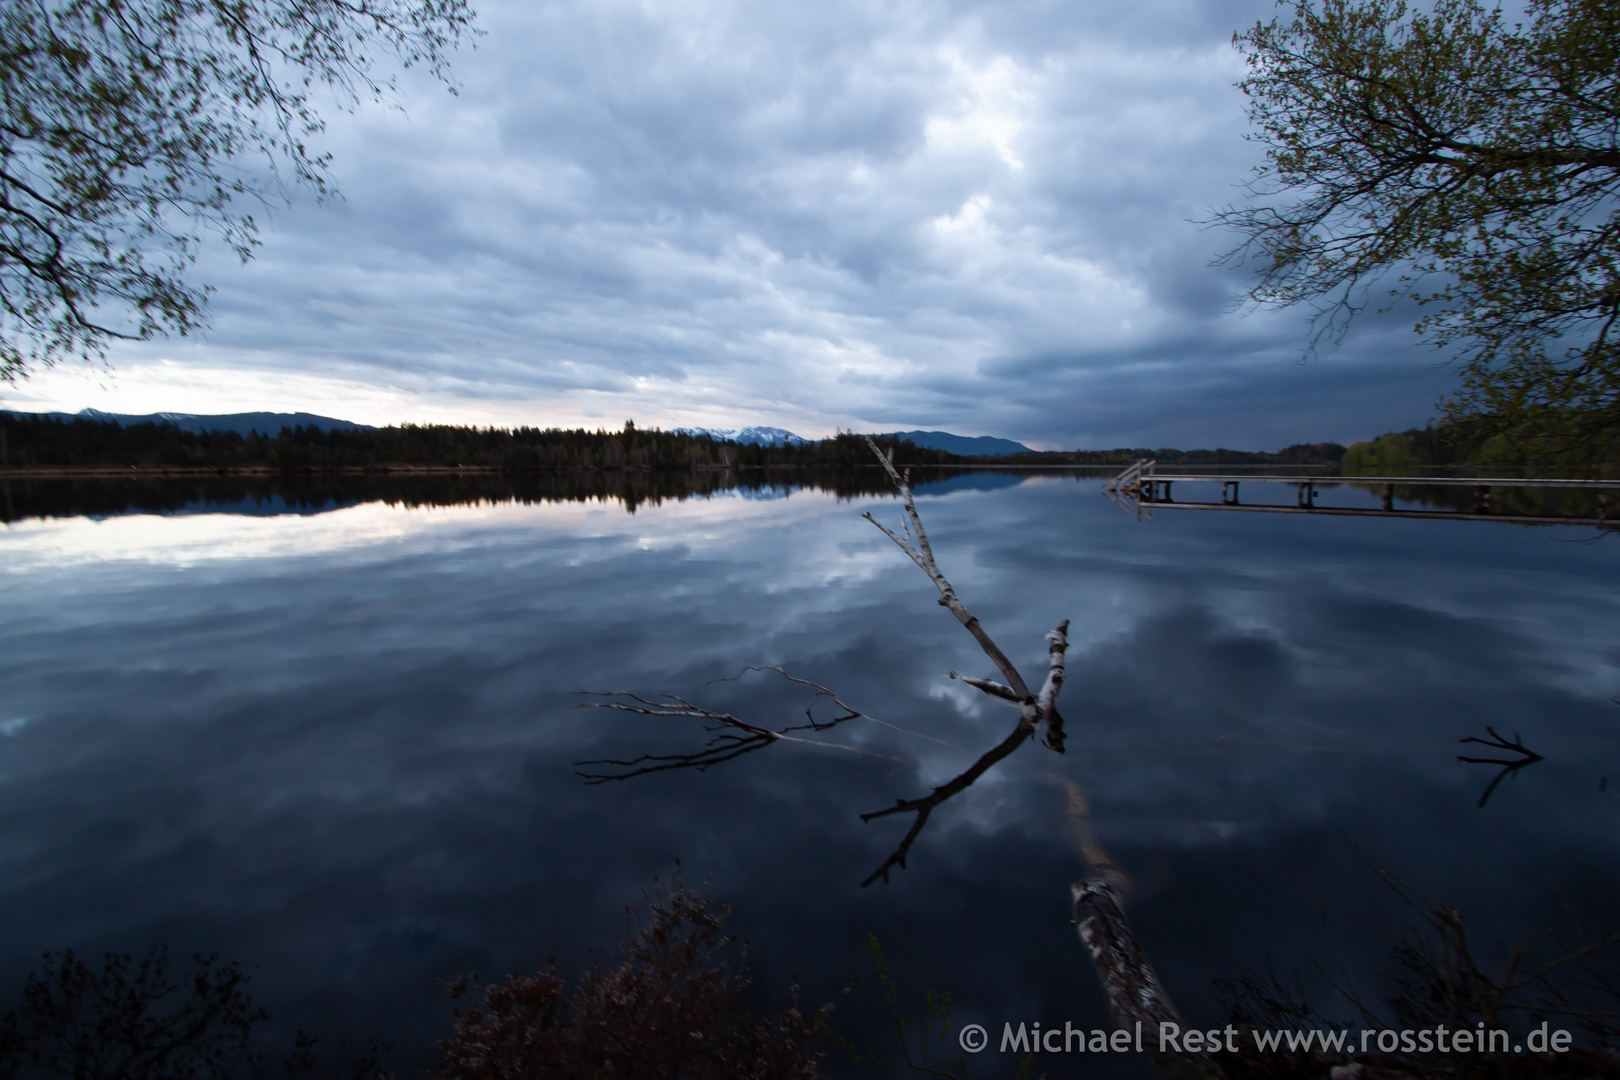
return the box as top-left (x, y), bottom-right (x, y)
top-left (1104, 460), bottom-right (1620, 528)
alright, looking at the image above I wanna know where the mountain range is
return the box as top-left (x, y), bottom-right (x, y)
top-left (887, 430), bottom-right (1033, 456)
top-left (668, 426), bottom-right (811, 446)
top-left (670, 426), bottom-right (1033, 455)
top-left (5, 408), bottom-right (375, 436)
top-left (9, 410), bottom-right (1037, 456)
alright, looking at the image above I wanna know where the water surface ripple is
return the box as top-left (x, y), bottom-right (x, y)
top-left (2, 473), bottom-right (1617, 1075)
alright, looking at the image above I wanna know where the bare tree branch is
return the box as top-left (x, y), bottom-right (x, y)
top-left (850, 619), bottom-right (1071, 885)
top-left (950, 674), bottom-right (1020, 703)
top-left (859, 435), bottom-right (1067, 753)
top-left (1457, 725), bottom-right (1546, 807)
top-left (575, 437), bottom-right (1076, 888)
top-left (860, 437), bottom-right (1032, 702)
top-left (858, 718), bottom-right (1038, 887)
top-left (1036, 620), bottom-right (1070, 753)
top-left (573, 669), bottom-right (872, 783)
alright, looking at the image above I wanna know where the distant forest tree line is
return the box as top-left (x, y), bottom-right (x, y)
top-left (0, 469), bottom-right (926, 525)
top-left (0, 413), bottom-right (1348, 473)
top-left (1345, 416), bottom-right (1620, 476)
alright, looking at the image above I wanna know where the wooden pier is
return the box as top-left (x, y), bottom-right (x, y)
top-left (1102, 459), bottom-right (1619, 527)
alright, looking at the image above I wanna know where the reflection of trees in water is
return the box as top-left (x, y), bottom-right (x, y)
top-left (0, 469), bottom-right (1012, 524)
top-left (1343, 481), bottom-right (1616, 523)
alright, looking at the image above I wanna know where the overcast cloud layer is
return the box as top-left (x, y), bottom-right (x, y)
top-left (6, 0), bottom-right (1458, 448)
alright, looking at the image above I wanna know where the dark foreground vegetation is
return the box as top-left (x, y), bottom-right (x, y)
top-left (5, 872), bottom-right (1616, 1080)
top-left (0, 413), bottom-right (1348, 473)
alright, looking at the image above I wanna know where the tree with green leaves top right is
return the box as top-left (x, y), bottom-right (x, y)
top-left (1219, 0), bottom-right (1620, 464)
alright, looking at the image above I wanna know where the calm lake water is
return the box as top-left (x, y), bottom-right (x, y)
top-left (3, 470), bottom-right (1618, 1076)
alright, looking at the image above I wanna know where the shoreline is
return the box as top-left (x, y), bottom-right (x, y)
top-left (0, 462), bottom-right (1127, 480)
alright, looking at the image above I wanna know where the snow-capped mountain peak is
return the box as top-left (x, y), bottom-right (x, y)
top-left (669, 426), bottom-right (808, 446)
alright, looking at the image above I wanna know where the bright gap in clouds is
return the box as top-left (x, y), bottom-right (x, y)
top-left (4, 0), bottom-right (1450, 449)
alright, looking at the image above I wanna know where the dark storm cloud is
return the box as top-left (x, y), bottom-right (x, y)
top-left (13, 0), bottom-right (1454, 445)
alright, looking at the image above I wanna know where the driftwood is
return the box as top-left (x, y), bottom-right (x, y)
top-left (577, 437), bottom-right (1073, 887)
top-left (859, 438), bottom-right (1069, 755)
top-left (854, 618), bottom-right (1068, 886)
top-left (575, 668), bottom-right (868, 782)
top-left (859, 439), bottom-right (1212, 1073)
top-left (1072, 878), bottom-right (1217, 1080)
top-left (577, 437), bottom-right (1194, 1075)
top-left (851, 437), bottom-right (1073, 884)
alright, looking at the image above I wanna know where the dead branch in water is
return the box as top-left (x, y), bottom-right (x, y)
top-left (577, 436), bottom-right (1071, 887)
top-left (860, 436), bottom-right (1069, 755)
top-left (574, 668), bottom-right (866, 783)
top-left (1457, 726), bottom-right (1545, 808)
top-left (857, 618), bottom-right (1070, 886)
top-left (1072, 878), bottom-right (1218, 1080)
top-left (569, 437), bottom-right (1216, 1077)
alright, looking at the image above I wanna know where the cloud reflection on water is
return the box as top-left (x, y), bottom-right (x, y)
top-left (1, 476), bottom-right (1618, 1076)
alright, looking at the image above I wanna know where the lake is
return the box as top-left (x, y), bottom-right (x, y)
top-left (3, 469), bottom-right (1618, 1077)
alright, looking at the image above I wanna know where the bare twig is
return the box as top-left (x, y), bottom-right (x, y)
top-left (574, 669), bottom-right (871, 783)
top-left (717, 666), bottom-right (969, 752)
top-left (1457, 726), bottom-right (1545, 808)
top-left (950, 674), bottom-right (1020, 703)
top-left (847, 436), bottom-right (1074, 883)
top-left (576, 438), bottom-right (1078, 887)
top-left (573, 693), bottom-right (797, 782)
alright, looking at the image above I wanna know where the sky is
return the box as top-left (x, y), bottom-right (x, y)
top-left (3, 0), bottom-right (1460, 450)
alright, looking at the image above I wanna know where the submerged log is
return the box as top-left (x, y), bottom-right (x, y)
top-left (1072, 878), bottom-right (1219, 1080)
